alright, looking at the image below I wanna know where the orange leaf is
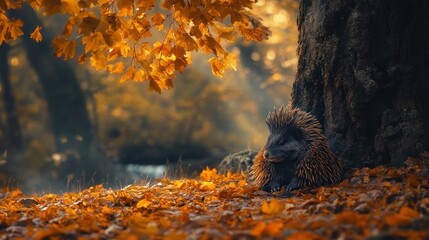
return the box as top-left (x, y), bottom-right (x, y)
top-left (286, 232), bottom-right (324, 240)
top-left (208, 57), bottom-right (226, 78)
top-left (335, 211), bottom-right (367, 227)
top-left (30, 25), bottom-right (43, 42)
top-left (250, 222), bottom-right (266, 237)
top-left (52, 37), bottom-right (76, 59)
top-left (136, 199), bottom-right (152, 209)
top-left (9, 19), bottom-right (24, 40)
top-left (151, 13), bottom-right (165, 30)
top-left (400, 206), bottom-right (420, 219)
top-left (61, 0), bottom-right (80, 14)
top-left (200, 167), bottom-right (218, 181)
top-left (261, 199), bottom-right (284, 215)
top-left (265, 221), bottom-right (284, 236)
top-left (200, 181), bottom-right (216, 191)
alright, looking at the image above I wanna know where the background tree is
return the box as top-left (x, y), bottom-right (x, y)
top-left (10, 6), bottom-right (93, 169)
top-left (0, 44), bottom-right (22, 152)
top-left (291, 0), bottom-right (429, 168)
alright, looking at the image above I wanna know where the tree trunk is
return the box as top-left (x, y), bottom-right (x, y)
top-left (10, 7), bottom-right (93, 173)
top-left (291, 0), bottom-right (429, 168)
top-left (0, 44), bottom-right (23, 151)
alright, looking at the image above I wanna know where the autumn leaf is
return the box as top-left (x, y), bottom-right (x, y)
top-left (209, 57), bottom-right (226, 78)
top-left (385, 206), bottom-right (420, 227)
top-left (9, 19), bottom-right (24, 40)
top-left (3, 0), bottom-right (22, 9)
top-left (200, 167), bottom-right (218, 181)
top-left (78, 16), bottom-right (100, 35)
top-left (43, 0), bottom-right (61, 16)
top-left (136, 199), bottom-right (152, 209)
top-left (250, 222), bottom-right (266, 237)
top-left (107, 62), bottom-right (125, 74)
top-left (135, 0), bottom-right (155, 11)
top-left (149, 78), bottom-right (161, 93)
top-left (52, 36), bottom-right (76, 59)
top-left (286, 232), bottom-right (325, 240)
top-left (0, 0), bottom-right (273, 92)
top-left (1, 157), bottom-right (429, 239)
top-left (224, 52), bottom-right (237, 71)
top-left (30, 25), bottom-right (43, 42)
top-left (61, 0), bottom-right (80, 14)
top-left (151, 13), bottom-right (166, 30)
top-left (120, 66), bottom-right (136, 83)
top-left (117, 0), bottom-right (134, 17)
top-left (200, 181), bottom-right (216, 191)
top-left (261, 199), bottom-right (284, 215)
top-left (265, 221), bottom-right (284, 236)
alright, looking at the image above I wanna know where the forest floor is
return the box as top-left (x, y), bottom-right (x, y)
top-left (0, 154), bottom-right (428, 239)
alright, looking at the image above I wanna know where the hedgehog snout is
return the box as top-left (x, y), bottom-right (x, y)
top-left (263, 150), bottom-right (270, 160)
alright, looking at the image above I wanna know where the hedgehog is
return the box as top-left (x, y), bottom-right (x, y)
top-left (250, 106), bottom-right (343, 192)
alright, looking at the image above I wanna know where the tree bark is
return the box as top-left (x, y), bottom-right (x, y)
top-left (291, 0), bottom-right (429, 168)
top-left (10, 6), bottom-right (93, 172)
top-left (0, 44), bottom-right (23, 151)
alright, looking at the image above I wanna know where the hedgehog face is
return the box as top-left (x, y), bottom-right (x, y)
top-left (263, 125), bottom-right (308, 164)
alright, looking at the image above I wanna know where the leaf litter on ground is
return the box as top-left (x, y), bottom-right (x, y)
top-left (0, 153), bottom-right (428, 239)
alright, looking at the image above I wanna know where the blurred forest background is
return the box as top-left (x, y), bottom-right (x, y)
top-left (0, 0), bottom-right (298, 192)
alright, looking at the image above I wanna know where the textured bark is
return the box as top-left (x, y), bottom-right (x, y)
top-left (0, 44), bottom-right (23, 151)
top-left (292, 0), bottom-right (429, 168)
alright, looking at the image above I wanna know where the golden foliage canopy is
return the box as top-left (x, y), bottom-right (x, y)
top-left (0, 0), bottom-right (271, 92)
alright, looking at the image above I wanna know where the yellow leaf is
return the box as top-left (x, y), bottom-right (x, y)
top-left (200, 167), bottom-right (218, 181)
top-left (81, 32), bottom-right (104, 53)
top-left (136, 199), bottom-right (152, 209)
top-left (261, 199), bottom-right (284, 215)
top-left (89, 51), bottom-right (107, 70)
top-left (120, 66), bottom-right (135, 83)
top-left (176, 32), bottom-right (198, 51)
top-left (200, 181), bottom-right (216, 191)
top-left (208, 57), bottom-right (226, 78)
top-left (107, 62), bottom-right (124, 74)
top-left (134, 69), bottom-right (147, 82)
top-left (30, 26), bottom-right (43, 43)
top-left (120, 44), bottom-right (131, 57)
top-left (224, 52), bottom-right (237, 71)
top-left (173, 180), bottom-right (185, 189)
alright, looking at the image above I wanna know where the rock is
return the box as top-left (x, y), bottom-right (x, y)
top-left (217, 150), bottom-right (258, 174)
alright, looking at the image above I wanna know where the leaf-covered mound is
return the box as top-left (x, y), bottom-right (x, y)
top-left (1, 155), bottom-right (428, 239)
